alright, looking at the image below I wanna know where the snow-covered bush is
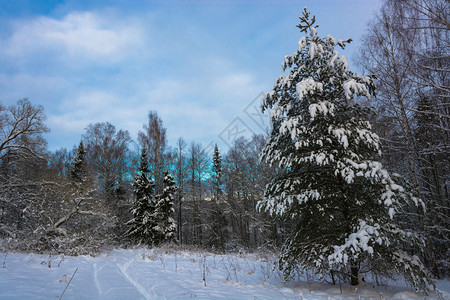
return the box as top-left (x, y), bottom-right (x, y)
top-left (0, 170), bottom-right (118, 256)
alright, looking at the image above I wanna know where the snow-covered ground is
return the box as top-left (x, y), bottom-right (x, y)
top-left (0, 248), bottom-right (448, 299)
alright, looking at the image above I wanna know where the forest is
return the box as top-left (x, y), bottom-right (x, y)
top-left (0, 0), bottom-right (448, 292)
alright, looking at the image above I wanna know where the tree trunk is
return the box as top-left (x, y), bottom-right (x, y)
top-left (178, 192), bottom-right (182, 244)
top-left (350, 263), bottom-right (359, 286)
top-left (426, 236), bottom-right (439, 278)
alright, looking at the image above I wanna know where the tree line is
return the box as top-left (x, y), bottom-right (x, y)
top-left (0, 101), bottom-right (281, 255)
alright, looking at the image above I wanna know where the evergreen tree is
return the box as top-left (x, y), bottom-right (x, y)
top-left (209, 144), bottom-right (227, 249)
top-left (70, 141), bottom-right (86, 181)
top-left (128, 148), bottom-right (157, 245)
top-left (212, 145), bottom-right (222, 194)
top-left (153, 171), bottom-right (177, 245)
top-left (257, 8), bottom-right (432, 290)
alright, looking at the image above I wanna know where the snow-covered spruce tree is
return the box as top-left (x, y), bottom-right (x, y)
top-left (152, 171), bottom-right (177, 245)
top-left (209, 144), bottom-right (227, 249)
top-left (128, 148), bottom-right (157, 246)
top-left (70, 141), bottom-right (87, 182)
top-left (257, 8), bottom-right (433, 291)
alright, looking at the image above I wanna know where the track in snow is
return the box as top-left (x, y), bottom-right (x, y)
top-left (117, 259), bottom-right (154, 300)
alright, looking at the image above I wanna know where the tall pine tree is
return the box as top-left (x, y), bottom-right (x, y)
top-left (70, 141), bottom-right (87, 182)
top-left (209, 144), bottom-right (227, 249)
top-left (258, 8), bottom-right (432, 290)
top-left (128, 148), bottom-right (157, 245)
top-left (153, 171), bottom-right (177, 245)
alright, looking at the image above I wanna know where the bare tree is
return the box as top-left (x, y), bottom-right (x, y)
top-left (0, 99), bottom-right (50, 245)
top-left (48, 148), bottom-right (73, 179)
top-left (174, 137), bottom-right (187, 244)
top-left (359, 4), bottom-right (420, 186)
top-left (400, 0), bottom-right (449, 278)
top-left (138, 111), bottom-right (171, 194)
top-left (186, 142), bottom-right (209, 245)
top-left (83, 122), bottom-right (132, 201)
top-left (358, 0), bottom-right (449, 277)
top-left (0, 98), bottom-right (49, 163)
top-left (222, 135), bottom-right (279, 249)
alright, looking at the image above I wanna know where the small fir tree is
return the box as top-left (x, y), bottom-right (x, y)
top-left (257, 8), bottom-right (432, 290)
top-left (128, 148), bottom-right (157, 245)
top-left (153, 171), bottom-right (177, 245)
top-left (70, 141), bottom-right (87, 181)
top-left (209, 144), bottom-right (227, 249)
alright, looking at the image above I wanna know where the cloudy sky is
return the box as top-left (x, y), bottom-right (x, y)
top-left (0, 0), bottom-right (382, 153)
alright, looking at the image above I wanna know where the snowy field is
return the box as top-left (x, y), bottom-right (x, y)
top-left (0, 248), bottom-right (448, 299)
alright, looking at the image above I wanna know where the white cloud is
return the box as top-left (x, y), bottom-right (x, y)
top-left (1, 8), bottom-right (268, 151)
top-left (3, 11), bottom-right (143, 63)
